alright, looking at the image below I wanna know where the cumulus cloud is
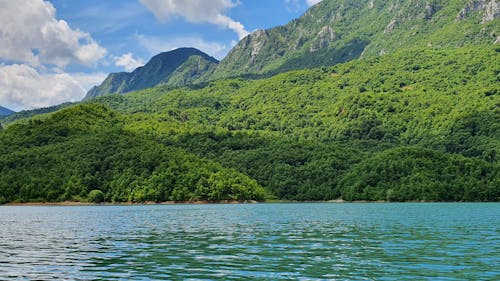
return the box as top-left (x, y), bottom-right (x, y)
top-left (136, 34), bottom-right (231, 60)
top-left (139, 0), bottom-right (249, 39)
top-left (0, 0), bottom-right (107, 67)
top-left (0, 64), bottom-right (106, 111)
top-left (114, 53), bottom-right (144, 72)
top-left (0, 0), bottom-right (108, 110)
top-left (306, 0), bottom-right (322, 6)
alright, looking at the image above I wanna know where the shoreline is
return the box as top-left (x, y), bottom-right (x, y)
top-left (1, 200), bottom-right (261, 207)
top-left (1, 199), bottom-right (485, 206)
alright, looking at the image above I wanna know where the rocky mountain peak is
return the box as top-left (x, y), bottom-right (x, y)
top-left (85, 48), bottom-right (218, 99)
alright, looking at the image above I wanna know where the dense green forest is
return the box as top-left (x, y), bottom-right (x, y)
top-left (1, 46), bottom-right (498, 203)
top-left (0, 104), bottom-right (265, 203)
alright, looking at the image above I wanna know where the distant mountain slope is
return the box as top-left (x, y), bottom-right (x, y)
top-left (85, 48), bottom-right (218, 99)
top-left (0, 106), bottom-right (15, 116)
top-left (0, 103), bottom-right (74, 124)
top-left (210, 0), bottom-right (499, 79)
top-left (84, 1), bottom-right (498, 96)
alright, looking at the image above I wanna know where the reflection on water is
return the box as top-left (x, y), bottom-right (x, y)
top-left (0, 203), bottom-right (499, 280)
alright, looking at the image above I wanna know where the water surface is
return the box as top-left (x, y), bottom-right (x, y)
top-left (0, 203), bottom-right (498, 280)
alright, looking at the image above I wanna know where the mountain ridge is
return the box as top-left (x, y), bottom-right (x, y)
top-left (84, 0), bottom-right (499, 99)
top-left (3, 45), bottom-right (496, 203)
top-left (0, 106), bottom-right (15, 117)
top-left (85, 47), bottom-right (219, 99)
top-left (209, 0), bottom-right (499, 79)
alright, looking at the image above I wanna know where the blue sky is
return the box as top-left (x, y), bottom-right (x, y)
top-left (0, 0), bottom-right (322, 111)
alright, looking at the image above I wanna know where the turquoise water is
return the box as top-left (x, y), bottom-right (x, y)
top-left (0, 203), bottom-right (498, 280)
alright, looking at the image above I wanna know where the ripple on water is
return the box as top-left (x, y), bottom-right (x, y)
top-left (0, 203), bottom-right (499, 280)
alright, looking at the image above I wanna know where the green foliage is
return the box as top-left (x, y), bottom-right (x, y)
top-left (95, 47), bottom-right (498, 152)
top-left (0, 102), bottom-right (74, 124)
top-left (170, 131), bottom-right (364, 200)
top-left (195, 169), bottom-right (265, 201)
top-left (1, 46), bottom-right (498, 203)
top-left (340, 147), bottom-right (500, 202)
top-left (88, 190), bottom-right (105, 203)
top-left (88, 46), bottom-right (498, 202)
top-left (211, 0), bottom-right (499, 79)
top-left (0, 105), bottom-right (265, 203)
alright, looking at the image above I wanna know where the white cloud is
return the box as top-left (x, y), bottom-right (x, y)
top-left (138, 0), bottom-right (249, 39)
top-left (70, 72), bottom-right (108, 92)
top-left (285, 0), bottom-right (302, 12)
top-left (114, 53), bottom-right (144, 72)
top-left (136, 34), bottom-right (230, 60)
top-left (306, 0), bottom-right (322, 6)
top-left (0, 64), bottom-right (106, 111)
top-left (0, 0), bottom-right (107, 68)
top-left (0, 0), bottom-right (108, 111)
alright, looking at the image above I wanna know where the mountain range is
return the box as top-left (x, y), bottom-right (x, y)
top-left (1, 0), bottom-right (499, 204)
top-left (87, 0), bottom-right (499, 98)
top-left (212, 0), bottom-right (499, 78)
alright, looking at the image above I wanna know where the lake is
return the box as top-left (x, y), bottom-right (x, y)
top-left (0, 203), bottom-right (498, 280)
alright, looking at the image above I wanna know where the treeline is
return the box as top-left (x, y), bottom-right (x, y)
top-left (162, 131), bottom-right (499, 201)
top-left (340, 147), bottom-right (499, 201)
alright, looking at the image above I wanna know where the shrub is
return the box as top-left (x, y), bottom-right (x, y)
top-left (88, 190), bottom-right (105, 203)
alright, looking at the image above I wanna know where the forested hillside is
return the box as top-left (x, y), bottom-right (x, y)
top-left (2, 46), bottom-right (496, 203)
top-left (0, 104), bottom-right (265, 203)
top-left (89, 46), bottom-right (499, 201)
top-left (0, 0), bottom-right (498, 203)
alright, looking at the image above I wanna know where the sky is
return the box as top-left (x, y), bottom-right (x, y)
top-left (0, 0), bottom-right (322, 112)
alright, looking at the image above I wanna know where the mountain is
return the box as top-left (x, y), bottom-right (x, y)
top-left (1, 1), bottom-right (499, 204)
top-left (83, 1), bottom-right (498, 94)
top-left (85, 48), bottom-right (218, 99)
top-left (210, 0), bottom-right (499, 79)
top-left (88, 46), bottom-right (499, 202)
top-left (5, 46), bottom-right (494, 203)
top-left (0, 106), bottom-right (15, 116)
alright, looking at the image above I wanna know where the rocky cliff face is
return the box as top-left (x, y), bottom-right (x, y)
top-left (85, 48), bottom-right (218, 99)
top-left (457, 0), bottom-right (499, 22)
top-left (208, 0), bottom-right (499, 80)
